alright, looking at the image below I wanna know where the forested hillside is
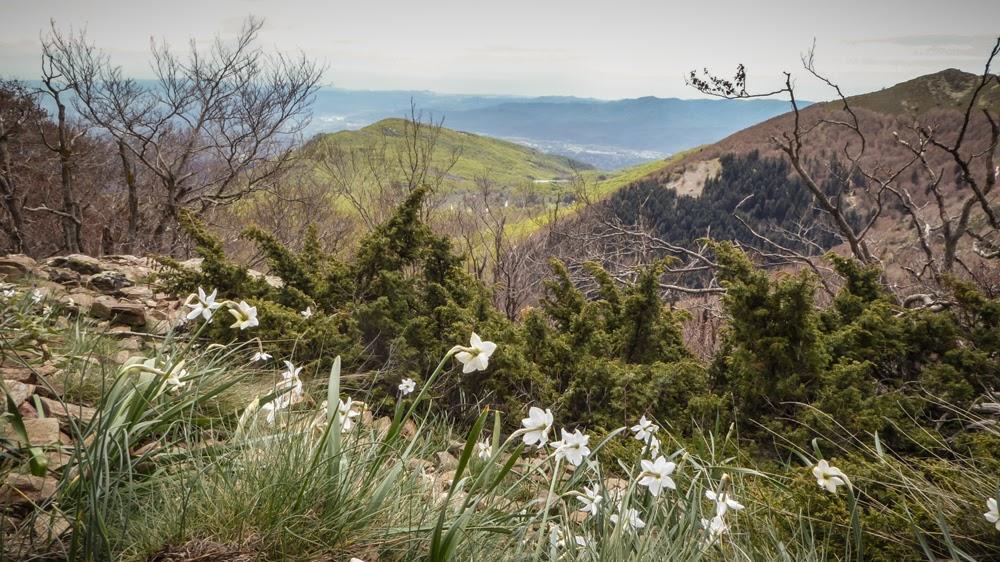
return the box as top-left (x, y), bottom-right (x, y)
top-left (590, 68), bottom-right (1000, 283)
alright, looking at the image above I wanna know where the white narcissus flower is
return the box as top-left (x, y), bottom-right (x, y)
top-left (282, 361), bottom-right (304, 395)
top-left (337, 397), bottom-right (360, 432)
top-left (520, 406), bottom-right (554, 447)
top-left (610, 507), bottom-right (645, 531)
top-left (706, 489), bottom-right (745, 516)
top-left (300, 306), bottom-right (313, 318)
top-left (985, 497), bottom-right (999, 531)
top-left (228, 300), bottom-right (258, 330)
top-left (30, 289), bottom-right (43, 303)
top-left (476, 440), bottom-right (492, 460)
top-left (631, 414), bottom-right (658, 443)
top-left (455, 332), bottom-right (497, 373)
top-left (1, 288), bottom-right (15, 299)
top-left (398, 377), bottom-right (416, 396)
top-left (550, 428), bottom-right (591, 467)
top-left (648, 435), bottom-right (661, 456)
top-left (262, 361), bottom-right (305, 424)
top-left (251, 351), bottom-right (272, 362)
top-left (164, 368), bottom-right (188, 393)
top-left (701, 515), bottom-right (729, 540)
top-left (638, 456), bottom-right (677, 497)
top-left (577, 485), bottom-right (602, 516)
top-left (812, 459), bottom-right (848, 494)
top-left (186, 287), bottom-right (221, 321)
top-left (547, 525), bottom-right (587, 550)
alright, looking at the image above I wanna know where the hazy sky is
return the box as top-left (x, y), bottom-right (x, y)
top-left (1, 0), bottom-right (998, 100)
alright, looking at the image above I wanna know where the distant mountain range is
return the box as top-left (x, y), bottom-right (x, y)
top-left (308, 88), bottom-right (799, 169)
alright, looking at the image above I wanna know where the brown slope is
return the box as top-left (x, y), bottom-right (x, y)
top-left (642, 69), bottom-right (1000, 194)
top-left (597, 68), bottom-right (1000, 280)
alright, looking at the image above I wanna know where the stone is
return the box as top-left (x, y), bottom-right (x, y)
top-left (1, 418), bottom-right (60, 446)
top-left (401, 419), bottom-right (418, 439)
top-left (406, 458), bottom-right (434, 472)
top-left (89, 296), bottom-right (145, 327)
top-left (435, 469), bottom-right (457, 493)
top-left (18, 401), bottom-right (37, 419)
top-left (0, 255), bottom-right (38, 280)
top-left (8, 477), bottom-right (58, 511)
top-left (32, 511), bottom-right (72, 543)
top-left (120, 337), bottom-right (142, 351)
top-left (0, 367), bottom-right (34, 383)
top-left (35, 362), bottom-right (57, 378)
top-left (89, 295), bottom-right (118, 320)
top-left (120, 285), bottom-right (153, 300)
top-left (144, 309), bottom-right (177, 335)
top-left (37, 396), bottom-right (96, 425)
top-left (110, 303), bottom-right (146, 327)
top-left (0, 474), bottom-right (58, 507)
top-left (46, 254), bottom-right (102, 275)
top-left (44, 450), bottom-right (72, 471)
top-left (61, 291), bottom-right (95, 312)
top-left (87, 271), bottom-right (133, 293)
top-left (435, 451), bottom-right (458, 470)
top-left (34, 373), bottom-right (68, 399)
top-left (373, 416), bottom-right (392, 438)
top-left (1, 380), bottom-right (35, 410)
top-left (45, 267), bottom-right (81, 285)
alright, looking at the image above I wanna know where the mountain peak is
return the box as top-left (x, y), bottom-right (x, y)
top-left (845, 67), bottom-right (999, 115)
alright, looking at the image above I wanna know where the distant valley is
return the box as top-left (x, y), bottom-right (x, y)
top-left (307, 88), bottom-right (799, 169)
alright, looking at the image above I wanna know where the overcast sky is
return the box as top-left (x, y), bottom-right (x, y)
top-left (1, 0), bottom-right (998, 100)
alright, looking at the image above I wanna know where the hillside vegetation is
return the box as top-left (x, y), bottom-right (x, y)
top-left (594, 69), bottom-right (1000, 276)
top-left (308, 118), bottom-right (593, 191)
top-left (2, 189), bottom-right (1000, 560)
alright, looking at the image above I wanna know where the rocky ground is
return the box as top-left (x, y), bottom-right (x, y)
top-left (0, 253), bottom-right (192, 549)
top-left (0, 253), bottom-right (528, 556)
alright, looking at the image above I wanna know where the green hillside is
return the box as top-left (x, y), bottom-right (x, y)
top-left (307, 118), bottom-right (593, 190)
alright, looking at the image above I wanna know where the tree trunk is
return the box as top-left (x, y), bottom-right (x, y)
top-left (0, 133), bottom-right (25, 253)
top-left (118, 140), bottom-right (139, 253)
top-left (55, 98), bottom-right (81, 253)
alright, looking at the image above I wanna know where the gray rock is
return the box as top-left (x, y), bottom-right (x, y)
top-left (435, 451), bottom-right (459, 470)
top-left (0, 255), bottom-right (38, 280)
top-left (45, 267), bottom-right (81, 285)
top-left (87, 271), bottom-right (133, 293)
top-left (47, 254), bottom-right (102, 275)
top-left (89, 296), bottom-right (119, 320)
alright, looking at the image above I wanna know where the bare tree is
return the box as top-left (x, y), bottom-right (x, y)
top-left (0, 81), bottom-right (39, 253)
top-left (25, 49), bottom-right (88, 252)
top-left (685, 38), bottom-right (1000, 303)
top-left (43, 17), bottom-right (323, 252)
